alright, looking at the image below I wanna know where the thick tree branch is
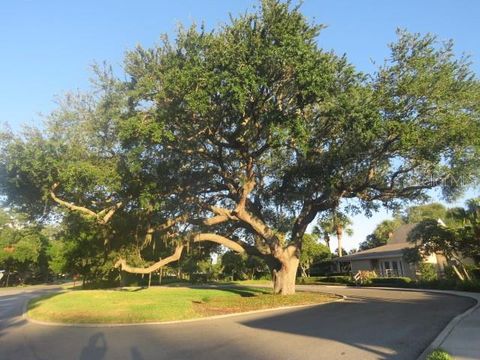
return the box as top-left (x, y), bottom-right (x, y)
top-left (193, 233), bottom-right (245, 253)
top-left (50, 183), bottom-right (97, 218)
top-left (50, 183), bottom-right (122, 225)
top-left (114, 245), bottom-right (184, 274)
top-left (203, 206), bottom-right (238, 226)
top-left (98, 202), bottom-right (124, 224)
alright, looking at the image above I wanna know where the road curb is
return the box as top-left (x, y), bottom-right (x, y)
top-left (23, 292), bottom-right (346, 328)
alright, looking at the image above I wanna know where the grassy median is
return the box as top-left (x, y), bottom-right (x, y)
top-left (28, 286), bottom-right (337, 324)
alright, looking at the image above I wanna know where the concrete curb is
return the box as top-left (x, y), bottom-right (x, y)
top-left (23, 291), bottom-right (346, 328)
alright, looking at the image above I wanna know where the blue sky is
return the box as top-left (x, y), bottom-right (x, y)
top-left (1, 0), bottom-right (479, 249)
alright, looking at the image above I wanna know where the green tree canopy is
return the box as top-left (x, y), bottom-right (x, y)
top-left (407, 198), bottom-right (480, 281)
top-left (359, 218), bottom-right (404, 250)
top-left (299, 233), bottom-right (331, 277)
top-left (0, 209), bottom-right (49, 285)
top-left (401, 203), bottom-right (448, 224)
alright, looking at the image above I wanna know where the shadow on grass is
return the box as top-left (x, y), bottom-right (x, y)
top-left (27, 290), bottom-right (68, 313)
top-left (159, 282), bottom-right (272, 297)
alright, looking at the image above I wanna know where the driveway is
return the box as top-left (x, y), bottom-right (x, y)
top-left (0, 285), bottom-right (475, 360)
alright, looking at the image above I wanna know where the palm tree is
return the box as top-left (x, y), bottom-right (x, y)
top-left (316, 209), bottom-right (353, 257)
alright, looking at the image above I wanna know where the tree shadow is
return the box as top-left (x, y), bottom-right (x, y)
top-left (155, 282), bottom-right (271, 297)
top-left (0, 317), bottom-right (27, 339)
top-left (203, 285), bottom-right (269, 297)
top-left (0, 287), bottom-right (62, 339)
top-left (27, 291), bottom-right (66, 312)
top-left (130, 347), bottom-right (145, 360)
top-left (239, 293), bottom-right (475, 360)
top-left (115, 287), bottom-right (144, 292)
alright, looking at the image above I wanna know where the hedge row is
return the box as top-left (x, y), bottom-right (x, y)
top-left (297, 276), bottom-right (352, 285)
top-left (297, 276), bottom-right (480, 292)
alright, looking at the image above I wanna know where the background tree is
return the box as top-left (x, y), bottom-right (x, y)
top-left (334, 247), bottom-right (348, 257)
top-left (359, 218), bottom-right (404, 250)
top-left (0, 209), bottom-right (49, 286)
top-left (407, 198), bottom-right (480, 281)
top-left (221, 251), bottom-right (269, 280)
top-left (359, 204), bottom-right (448, 251)
top-left (401, 203), bottom-right (448, 224)
top-left (299, 233), bottom-right (331, 277)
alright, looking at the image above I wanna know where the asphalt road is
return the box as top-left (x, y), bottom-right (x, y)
top-left (0, 284), bottom-right (475, 360)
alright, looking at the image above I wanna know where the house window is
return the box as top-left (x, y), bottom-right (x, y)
top-left (392, 261), bottom-right (399, 276)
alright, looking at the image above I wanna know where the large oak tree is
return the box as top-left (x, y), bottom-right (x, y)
top-left (1, 0), bottom-right (480, 294)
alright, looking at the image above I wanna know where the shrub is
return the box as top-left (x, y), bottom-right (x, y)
top-left (417, 278), bottom-right (457, 290)
top-left (322, 276), bottom-right (352, 284)
top-left (413, 278), bottom-right (480, 292)
top-left (353, 270), bottom-right (377, 285)
top-left (443, 266), bottom-right (458, 281)
top-left (419, 263), bottom-right (437, 281)
top-left (454, 279), bottom-right (480, 293)
top-left (160, 277), bottom-right (191, 285)
top-left (297, 276), bottom-right (353, 285)
top-left (80, 279), bottom-right (120, 289)
top-left (371, 277), bottom-right (412, 287)
top-left (471, 267), bottom-right (480, 280)
top-left (426, 349), bottom-right (452, 360)
top-left (257, 274), bottom-right (272, 281)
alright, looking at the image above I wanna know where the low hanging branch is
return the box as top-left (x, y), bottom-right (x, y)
top-left (115, 232), bottom-right (246, 275)
top-left (49, 183), bottom-right (122, 225)
top-left (114, 245), bottom-right (185, 274)
top-left (114, 167), bottom-right (274, 276)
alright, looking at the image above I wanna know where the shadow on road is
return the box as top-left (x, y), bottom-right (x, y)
top-left (79, 333), bottom-right (107, 360)
top-left (240, 292), bottom-right (475, 360)
top-left (78, 333), bottom-right (149, 360)
top-left (130, 347), bottom-right (145, 360)
top-left (0, 317), bottom-right (27, 339)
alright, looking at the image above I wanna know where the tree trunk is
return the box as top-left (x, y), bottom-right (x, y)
top-left (336, 225), bottom-right (343, 257)
top-left (324, 235), bottom-right (331, 252)
top-left (300, 265), bottom-right (308, 278)
top-left (273, 256), bottom-right (299, 295)
top-left (452, 264), bottom-right (465, 281)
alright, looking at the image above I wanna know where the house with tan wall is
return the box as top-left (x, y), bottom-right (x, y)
top-left (339, 224), bottom-right (447, 279)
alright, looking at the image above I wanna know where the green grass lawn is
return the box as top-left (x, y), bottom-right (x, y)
top-left (28, 286), bottom-right (337, 324)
